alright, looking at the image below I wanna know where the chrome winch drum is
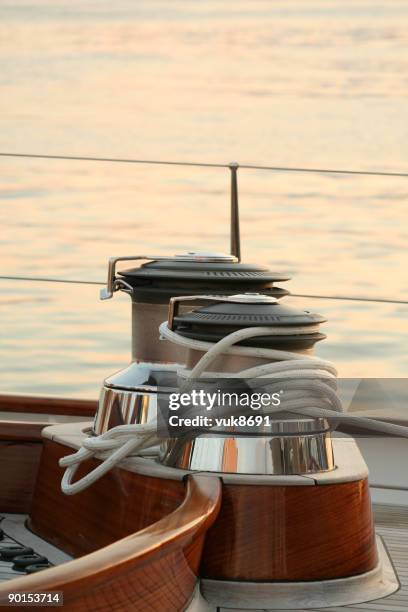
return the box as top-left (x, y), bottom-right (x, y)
top-left (158, 293), bottom-right (335, 476)
top-left (94, 253), bottom-right (291, 435)
top-left (160, 418), bottom-right (334, 475)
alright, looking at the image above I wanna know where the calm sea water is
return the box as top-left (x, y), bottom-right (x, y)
top-left (1, 0), bottom-right (407, 397)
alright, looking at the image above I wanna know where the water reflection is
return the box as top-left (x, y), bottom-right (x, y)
top-left (0, 1), bottom-right (407, 394)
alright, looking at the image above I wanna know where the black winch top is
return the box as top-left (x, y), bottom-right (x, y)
top-left (172, 294), bottom-right (326, 350)
top-left (118, 252), bottom-right (291, 303)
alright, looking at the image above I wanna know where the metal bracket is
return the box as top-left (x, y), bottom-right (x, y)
top-left (100, 255), bottom-right (167, 300)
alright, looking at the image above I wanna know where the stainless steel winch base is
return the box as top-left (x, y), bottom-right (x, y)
top-left (94, 361), bottom-right (180, 434)
top-left (93, 299), bottom-right (201, 435)
top-left (94, 385), bottom-right (159, 434)
top-left (200, 536), bottom-right (398, 610)
top-left (160, 424), bottom-right (335, 475)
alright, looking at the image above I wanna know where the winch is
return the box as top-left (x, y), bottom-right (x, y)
top-left (94, 255), bottom-right (291, 435)
top-left (158, 293), bottom-right (336, 475)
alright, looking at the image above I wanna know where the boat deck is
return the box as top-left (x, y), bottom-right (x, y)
top-left (0, 514), bottom-right (71, 582)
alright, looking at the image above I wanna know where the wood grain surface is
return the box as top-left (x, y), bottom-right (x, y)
top-left (0, 420), bottom-right (48, 442)
top-left (30, 439), bottom-right (377, 582)
top-left (0, 474), bottom-right (222, 611)
top-left (201, 478), bottom-right (377, 581)
top-left (0, 394), bottom-right (96, 417)
top-left (29, 439), bottom-right (187, 556)
top-left (0, 439), bottom-right (42, 513)
top-left (0, 419), bottom-right (53, 513)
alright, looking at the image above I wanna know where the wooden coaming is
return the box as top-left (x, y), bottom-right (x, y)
top-left (0, 421), bottom-right (45, 513)
top-left (0, 474), bottom-right (222, 611)
top-left (0, 383), bottom-right (375, 591)
top-left (0, 394), bottom-right (96, 417)
top-left (0, 441), bottom-right (42, 513)
top-left (201, 479), bottom-right (378, 581)
top-left (29, 440), bottom-right (187, 556)
top-left (30, 439), bottom-right (378, 582)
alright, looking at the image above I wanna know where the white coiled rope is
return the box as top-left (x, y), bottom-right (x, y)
top-left (60, 322), bottom-right (408, 495)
